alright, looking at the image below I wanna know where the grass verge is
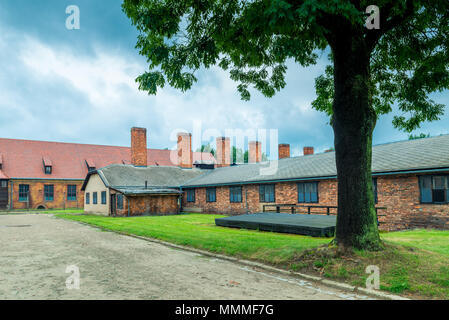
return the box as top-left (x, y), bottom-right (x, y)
top-left (56, 213), bottom-right (449, 299)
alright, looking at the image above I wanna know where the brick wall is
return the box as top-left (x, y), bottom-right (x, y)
top-left (278, 144), bottom-right (290, 159)
top-left (114, 194), bottom-right (179, 216)
top-left (377, 175), bottom-right (449, 230)
top-left (131, 127), bottom-right (148, 166)
top-left (10, 179), bottom-right (84, 210)
top-left (177, 133), bottom-right (193, 168)
top-left (182, 174), bottom-right (449, 231)
top-left (248, 141), bottom-right (262, 163)
top-left (182, 180), bottom-right (338, 215)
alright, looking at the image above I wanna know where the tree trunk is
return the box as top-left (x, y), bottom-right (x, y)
top-left (332, 36), bottom-right (382, 250)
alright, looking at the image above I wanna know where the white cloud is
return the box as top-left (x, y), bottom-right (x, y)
top-left (1, 21), bottom-right (447, 157)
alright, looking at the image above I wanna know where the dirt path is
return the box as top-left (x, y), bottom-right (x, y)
top-left (0, 214), bottom-right (371, 300)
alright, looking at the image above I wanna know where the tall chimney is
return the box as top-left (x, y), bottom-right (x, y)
top-left (216, 137), bottom-right (231, 167)
top-left (278, 144), bottom-right (290, 159)
top-left (131, 127), bottom-right (147, 166)
top-left (303, 146), bottom-right (314, 155)
top-left (177, 132), bottom-right (193, 168)
top-left (249, 141), bottom-right (262, 163)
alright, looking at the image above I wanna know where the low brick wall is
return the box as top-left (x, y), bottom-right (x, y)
top-left (182, 174), bottom-right (449, 231)
top-left (118, 194), bottom-right (179, 216)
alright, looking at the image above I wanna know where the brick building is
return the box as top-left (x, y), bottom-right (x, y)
top-left (181, 135), bottom-right (449, 231)
top-left (0, 128), bottom-right (214, 210)
top-left (81, 131), bottom-right (206, 216)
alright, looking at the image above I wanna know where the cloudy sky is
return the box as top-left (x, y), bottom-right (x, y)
top-left (0, 0), bottom-right (448, 158)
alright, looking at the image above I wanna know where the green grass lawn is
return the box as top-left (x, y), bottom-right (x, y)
top-left (382, 229), bottom-right (449, 256)
top-left (56, 213), bottom-right (449, 299)
top-left (56, 213), bottom-right (329, 264)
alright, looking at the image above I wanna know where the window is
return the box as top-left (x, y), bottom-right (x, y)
top-left (101, 191), bottom-right (107, 204)
top-left (372, 178), bottom-right (378, 204)
top-left (67, 185), bottom-right (77, 201)
top-left (44, 185), bottom-right (54, 201)
top-left (186, 189), bottom-right (195, 202)
top-left (85, 192), bottom-right (90, 204)
top-left (230, 186), bottom-right (242, 203)
top-left (85, 159), bottom-right (96, 173)
top-left (297, 182), bottom-right (318, 203)
top-left (206, 188), bottom-right (216, 202)
top-left (420, 176), bottom-right (449, 204)
top-left (259, 184), bottom-right (275, 202)
top-left (117, 194), bottom-right (123, 210)
top-left (19, 184), bottom-right (29, 202)
top-left (93, 192), bottom-right (98, 204)
top-left (1, 180), bottom-right (7, 188)
top-left (44, 166), bottom-right (52, 174)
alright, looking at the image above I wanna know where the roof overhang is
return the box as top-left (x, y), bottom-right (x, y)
top-left (181, 167), bottom-right (449, 188)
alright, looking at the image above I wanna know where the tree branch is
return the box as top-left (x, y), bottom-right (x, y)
top-left (365, 0), bottom-right (415, 52)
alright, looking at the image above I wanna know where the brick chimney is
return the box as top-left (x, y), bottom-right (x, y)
top-left (216, 137), bottom-right (231, 167)
top-left (248, 141), bottom-right (262, 163)
top-left (303, 146), bottom-right (314, 155)
top-left (177, 132), bottom-right (193, 168)
top-left (131, 127), bottom-right (147, 166)
top-left (278, 144), bottom-right (290, 159)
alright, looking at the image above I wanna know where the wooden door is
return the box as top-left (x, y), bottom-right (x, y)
top-left (0, 180), bottom-right (8, 209)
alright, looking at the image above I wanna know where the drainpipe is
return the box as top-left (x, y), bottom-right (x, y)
top-left (127, 196), bottom-right (130, 217)
top-left (9, 180), bottom-right (13, 210)
top-left (245, 186), bottom-right (249, 214)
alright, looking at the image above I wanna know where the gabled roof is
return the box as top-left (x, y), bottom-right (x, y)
top-left (0, 138), bottom-right (215, 180)
top-left (0, 170), bottom-right (8, 179)
top-left (42, 156), bottom-right (52, 166)
top-left (182, 134), bottom-right (449, 187)
top-left (82, 164), bottom-right (205, 191)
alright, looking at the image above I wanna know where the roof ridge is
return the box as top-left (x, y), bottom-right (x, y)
top-left (0, 137), bottom-right (213, 155)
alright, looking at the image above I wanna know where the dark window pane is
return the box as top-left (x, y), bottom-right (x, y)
top-left (44, 185), bottom-right (54, 201)
top-left (372, 179), bottom-right (378, 204)
top-left (187, 189), bottom-right (195, 202)
top-left (297, 183), bottom-right (305, 202)
top-left (206, 188), bottom-right (216, 202)
top-left (93, 192), bottom-right (97, 204)
top-left (230, 187), bottom-right (242, 203)
top-left (101, 191), bottom-right (107, 204)
top-left (67, 185), bottom-right (77, 201)
top-left (117, 194), bottom-right (123, 209)
top-left (298, 182), bottom-right (318, 203)
top-left (433, 176), bottom-right (446, 189)
top-left (260, 184), bottom-right (274, 202)
top-left (420, 176), bottom-right (433, 203)
top-left (19, 184), bottom-right (29, 202)
top-left (433, 189), bottom-right (445, 203)
top-left (86, 193), bottom-right (90, 204)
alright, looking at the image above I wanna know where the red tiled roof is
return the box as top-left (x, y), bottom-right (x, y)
top-left (0, 170), bottom-right (9, 179)
top-left (43, 156), bottom-right (52, 166)
top-left (0, 138), bottom-right (216, 180)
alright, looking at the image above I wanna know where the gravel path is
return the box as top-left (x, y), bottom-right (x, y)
top-left (0, 214), bottom-right (371, 300)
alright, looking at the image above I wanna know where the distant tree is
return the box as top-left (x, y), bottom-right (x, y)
top-left (232, 146), bottom-right (246, 163)
top-left (123, 0), bottom-right (449, 250)
top-left (196, 143), bottom-right (215, 156)
top-left (408, 133), bottom-right (431, 140)
top-left (231, 146), bottom-right (268, 163)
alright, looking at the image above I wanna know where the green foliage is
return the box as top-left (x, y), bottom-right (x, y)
top-left (123, 0), bottom-right (448, 131)
top-left (408, 133), bottom-right (430, 140)
top-left (196, 143), bottom-right (215, 156)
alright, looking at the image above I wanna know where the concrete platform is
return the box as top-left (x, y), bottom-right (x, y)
top-left (215, 212), bottom-right (336, 237)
